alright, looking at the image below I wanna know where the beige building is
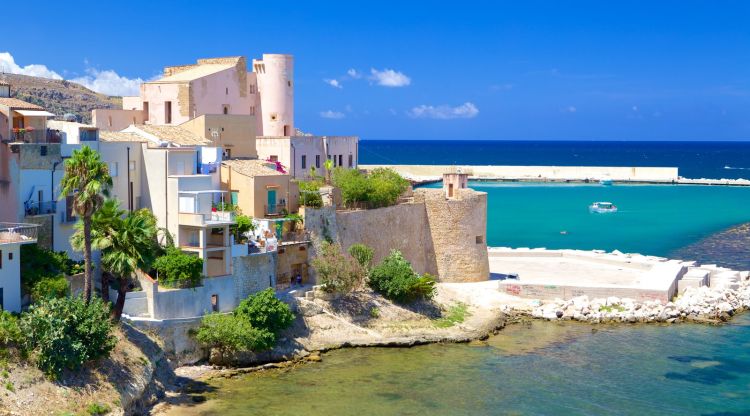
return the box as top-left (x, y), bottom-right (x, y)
top-left (180, 114), bottom-right (257, 159)
top-left (220, 159), bottom-right (298, 218)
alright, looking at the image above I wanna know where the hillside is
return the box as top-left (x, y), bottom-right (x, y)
top-left (0, 73), bottom-right (122, 123)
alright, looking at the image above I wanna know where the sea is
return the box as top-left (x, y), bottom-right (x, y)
top-left (167, 141), bottom-right (750, 415)
top-left (359, 140), bottom-right (750, 180)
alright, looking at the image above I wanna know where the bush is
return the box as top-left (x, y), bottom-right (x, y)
top-left (332, 167), bottom-right (409, 208)
top-left (31, 275), bottom-right (70, 301)
top-left (21, 296), bottom-right (116, 378)
top-left (368, 250), bottom-right (437, 303)
top-left (298, 179), bottom-right (324, 208)
top-left (235, 288), bottom-right (294, 336)
top-left (348, 243), bottom-right (374, 270)
top-left (312, 242), bottom-right (367, 293)
top-left (232, 214), bottom-right (255, 243)
top-left (195, 313), bottom-right (275, 359)
top-left (153, 247), bottom-right (203, 288)
top-left (0, 311), bottom-right (21, 345)
top-left (20, 245), bottom-right (81, 294)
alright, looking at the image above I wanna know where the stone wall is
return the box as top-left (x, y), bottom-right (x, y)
top-left (277, 242), bottom-right (310, 287)
top-left (302, 187), bottom-right (489, 282)
top-left (25, 214), bottom-right (52, 249)
top-left (233, 251), bottom-right (276, 301)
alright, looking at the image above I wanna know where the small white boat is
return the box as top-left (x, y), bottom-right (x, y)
top-left (589, 201), bottom-right (618, 213)
top-left (599, 178), bottom-right (613, 186)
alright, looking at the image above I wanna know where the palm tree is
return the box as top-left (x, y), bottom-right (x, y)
top-left (73, 200), bottom-right (158, 320)
top-left (60, 145), bottom-right (112, 304)
top-left (324, 158), bottom-right (334, 185)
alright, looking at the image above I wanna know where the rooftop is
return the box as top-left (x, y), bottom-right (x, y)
top-left (222, 159), bottom-right (285, 177)
top-left (0, 97), bottom-right (43, 110)
top-left (151, 63), bottom-right (236, 83)
top-left (127, 125), bottom-right (211, 146)
top-left (99, 131), bottom-right (148, 143)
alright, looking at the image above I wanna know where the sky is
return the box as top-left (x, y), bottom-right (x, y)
top-left (2, 0), bottom-right (749, 141)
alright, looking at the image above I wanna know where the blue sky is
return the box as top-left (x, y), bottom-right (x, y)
top-left (2, 1), bottom-right (749, 140)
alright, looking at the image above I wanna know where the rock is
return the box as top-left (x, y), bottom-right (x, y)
top-left (556, 310), bottom-right (564, 319)
top-left (306, 352), bottom-right (322, 362)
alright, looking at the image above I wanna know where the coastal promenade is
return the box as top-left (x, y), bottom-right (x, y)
top-left (361, 164), bottom-right (750, 186)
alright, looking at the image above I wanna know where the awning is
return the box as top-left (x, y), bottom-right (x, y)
top-left (15, 110), bottom-right (55, 117)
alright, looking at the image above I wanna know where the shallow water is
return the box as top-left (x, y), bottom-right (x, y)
top-left (169, 316), bottom-right (750, 416)
top-left (424, 182), bottom-right (750, 256)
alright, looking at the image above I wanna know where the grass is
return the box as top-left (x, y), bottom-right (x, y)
top-left (599, 304), bottom-right (627, 313)
top-left (369, 307), bottom-right (380, 318)
top-left (434, 303), bottom-right (470, 328)
top-left (5, 381), bottom-right (14, 392)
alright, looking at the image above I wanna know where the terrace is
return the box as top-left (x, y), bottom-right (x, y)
top-left (0, 223), bottom-right (38, 245)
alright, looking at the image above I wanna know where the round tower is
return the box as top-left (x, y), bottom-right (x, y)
top-left (254, 54), bottom-right (294, 137)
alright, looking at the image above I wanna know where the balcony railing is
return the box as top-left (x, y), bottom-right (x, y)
top-left (8, 129), bottom-right (59, 144)
top-left (264, 203), bottom-right (287, 217)
top-left (25, 201), bottom-right (57, 216)
top-left (178, 210), bottom-right (236, 226)
top-left (0, 223), bottom-right (38, 244)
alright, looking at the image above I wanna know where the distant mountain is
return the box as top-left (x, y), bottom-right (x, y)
top-left (0, 73), bottom-right (121, 123)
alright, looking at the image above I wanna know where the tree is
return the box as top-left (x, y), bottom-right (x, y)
top-left (60, 145), bottom-right (112, 304)
top-left (348, 243), bottom-right (374, 271)
top-left (369, 250), bottom-right (437, 303)
top-left (234, 288), bottom-right (295, 336)
top-left (324, 158), bottom-right (334, 185)
top-left (72, 200), bottom-right (158, 320)
top-left (194, 313), bottom-right (275, 362)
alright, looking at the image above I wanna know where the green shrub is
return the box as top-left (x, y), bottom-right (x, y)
top-left (31, 275), bottom-right (70, 301)
top-left (86, 402), bottom-right (111, 415)
top-left (312, 242), bottom-right (367, 293)
top-left (153, 247), bottom-right (203, 288)
top-left (195, 313), bottom-right (275, 358)
top-left (235, 288), bottom-right (294, 336)
top-left (0, 312), bottom-right (21, 345)
top-left (331, 167), bottom-right (409, 208)
top-left (20, 245), bottom-right (81, 294)
top-left (348, 243), bottom-right (374, 270)
top-left (298, 180), bottom-right (324, 207)
top-left (232, 214), bottom-right (255, 243)
top-left (368, 250), bottom-right (437, 303)
top-left (20, 297), bottom-right (116, 379)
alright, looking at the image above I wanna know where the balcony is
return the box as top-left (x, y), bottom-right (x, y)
top-left (6, 129), bottom-right (59, 144)
top-left (264, 203), bottom-right (288, 217)
top-left (25, 201), bottom-right (57, 216)
top-left (178, 210), bottom-right (235, 227)
top-left (0, 223), bottom-right (38, 245)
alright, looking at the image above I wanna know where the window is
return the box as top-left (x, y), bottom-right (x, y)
top-left (129, 161), bottom-right (136, 171)
top-left (348, 154), bottom-right (353, 167)
top-left (225, 87), bottom-right (229, 95)
top-left (249, 106), bottom-right (255, 116)
top-left (270, 113), bottom-right (278, 122)
top-left (288, 80), bottom-right (292, 87)
top-left (109, 162), bottom-right (118, 177)
top-left (164, 101), bottom-right (172, 124)
top-left (249, 84), bottom-right (256, 94)
top-left (108, 116), bottom-right (113, 127)
top-left (8, 252), bottom-right (12, 261)
top-left (143, 102), bottom-right (149, 121)
top-left (301, 155), bottom-right (307, 169)
top-left (211, 294), bottom-right (219, 312)
top-left (222, 104), bottom-right (229, 115)
top-left (339, 155), bottom-right (343, 167)
top-left (315, 155), bottom-right (320, 168)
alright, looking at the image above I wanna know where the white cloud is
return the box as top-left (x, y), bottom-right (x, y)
top-left (320, 110), bottom-right (346, 119)
top-left (407, 102), bottom-right (479, 119)
top-left (347, 68), bottom-right (362, 79)
top-left (0, 52), bottom-right (62, 79)
top-left (369, 68), bottom-right (411, 87)
top-left (567, 106), bottom-right (577, 113)
top-left (70, 68), bottom-right (143, 96)
top-left (323, 78), bottom-right (342, 89)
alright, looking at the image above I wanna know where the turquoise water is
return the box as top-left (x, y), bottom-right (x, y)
top-left (425, 182), bottom-right (750, 256)
top-left (169, 317), bottom-right (750, 415)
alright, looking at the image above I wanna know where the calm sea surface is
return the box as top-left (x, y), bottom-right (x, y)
top-left (168, 142), bottom-right (750, 415)
top-left (360, 140), bottom-right (750, 180)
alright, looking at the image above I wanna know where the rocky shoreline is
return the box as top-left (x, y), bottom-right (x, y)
top-left (527, 278), bottom-right (750, 324)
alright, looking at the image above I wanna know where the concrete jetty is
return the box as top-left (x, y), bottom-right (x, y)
top-left (361, 164), bottom-right (750, 186)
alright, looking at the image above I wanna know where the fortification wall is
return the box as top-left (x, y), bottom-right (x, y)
top-left (302, 188), bottom-right (489, 283)
top-left (416, 188), bottom-right (490, 282)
